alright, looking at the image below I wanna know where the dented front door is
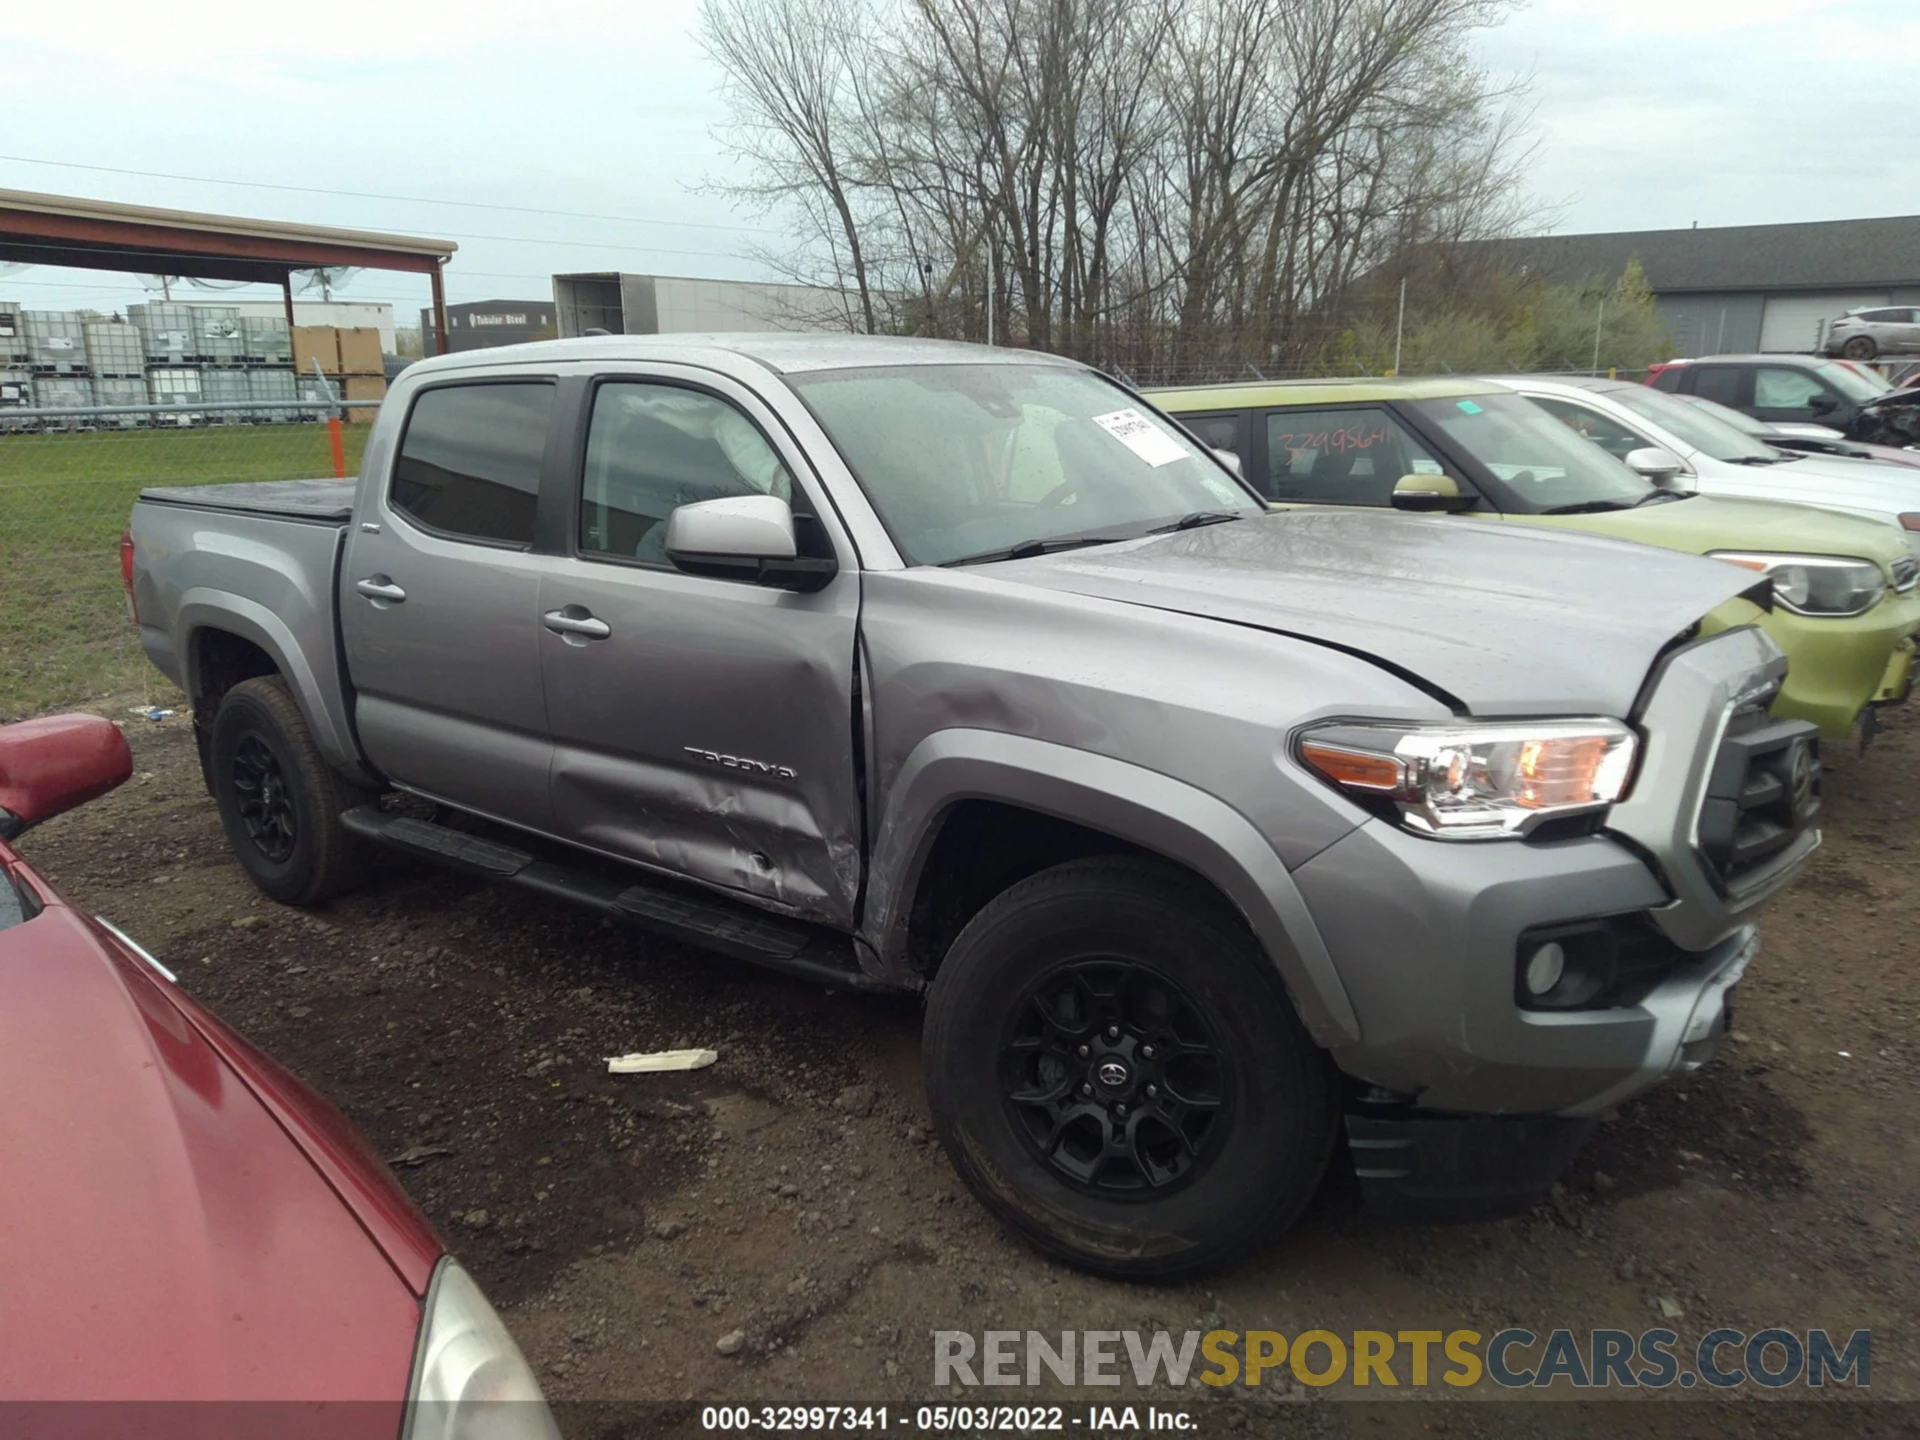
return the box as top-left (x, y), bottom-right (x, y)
top-left (536, 372), bottom-right (862, 927)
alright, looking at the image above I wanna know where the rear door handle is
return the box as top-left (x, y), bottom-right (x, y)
top-left (543, 607), bottom-right (611, 641)
top-left (355, 576), bottom-right (407, 603)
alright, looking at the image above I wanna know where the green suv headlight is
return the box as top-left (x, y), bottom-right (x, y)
top-left (1709, 552), bottom-right (1886, 617)
top-left (1297, 719), bottom-right (1638, 840)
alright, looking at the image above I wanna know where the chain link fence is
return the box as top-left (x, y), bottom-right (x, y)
top-left (0, 400), bottom-right (378, 719)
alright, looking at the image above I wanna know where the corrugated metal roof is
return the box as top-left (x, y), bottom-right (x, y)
top-left (1483, 215), bottom-right (1920, 293)
top-left (0, 187), bottom-right (455, 258)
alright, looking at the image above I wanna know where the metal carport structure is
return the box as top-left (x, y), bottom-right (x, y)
top-left (0, 187), bottom-right (457, 351)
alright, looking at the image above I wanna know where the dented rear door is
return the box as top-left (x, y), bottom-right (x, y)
top-left (536, 366), bottom-right (863, 927)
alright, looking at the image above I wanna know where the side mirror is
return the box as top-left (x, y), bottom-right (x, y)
top-left (1390, 473), bottom-right (1473, 513)
top-left (1624, 446), bottom-right (1686, 487)
top-left (1210, 447), bottom-right (1244, 478)
top-left (664, 494), bottom-right (836, 592)
top-left (0, 714), bottom-right (134, 840)
top-left (1808, 393), bottom-right (1840, 416)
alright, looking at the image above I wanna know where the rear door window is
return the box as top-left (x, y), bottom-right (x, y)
top-left (390, 383), bottom-right (554, 546)
top-left (1688, 366), bottom-right (1747, 407)
top-left (1260, 406), bottom-right (1444, 505)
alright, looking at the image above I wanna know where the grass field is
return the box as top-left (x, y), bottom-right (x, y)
top-left (1, 423), bottom-right (371, 718)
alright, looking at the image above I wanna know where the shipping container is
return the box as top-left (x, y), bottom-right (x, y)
top-left (23, 311), bottom-right (89, 372)
top-left (84, 320), bottom-right (146, 376)
top-left (242, 315), bottom-right (293, 364)
top-left (0, 369), bottom-right (30, 407)
top-left (130, 302), bottom-right (196, 363)
top-left (147, 366), bottom-right (204, 424)
top-left (0, 303), bottom-right (26, 363)
top-left (93, 377), bottom-right (151, 427)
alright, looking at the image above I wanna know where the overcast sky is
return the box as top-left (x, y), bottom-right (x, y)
top-left (6, 0), bottom-right (1916, 322)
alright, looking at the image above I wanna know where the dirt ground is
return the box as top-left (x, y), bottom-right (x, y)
top-left (15, 695), bottom-right (1918, 1437)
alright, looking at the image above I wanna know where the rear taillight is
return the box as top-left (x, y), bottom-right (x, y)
top-left (119, 530), bottom-right (138, 624)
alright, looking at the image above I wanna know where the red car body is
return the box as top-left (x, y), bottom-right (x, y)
top-left (0, 716), bottom-right (441, 1412)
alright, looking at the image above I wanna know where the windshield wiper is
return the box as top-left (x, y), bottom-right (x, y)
top-left (940, 532), bottom-right (1136, 567)
top-left (1150, 510), bottom-right (1248, 534)
top-left (1727, 454), bottom-right (1786, 466)
top-left (1631, 488), bottom-right (1691, 506)
top-left (1539, 499), bottom-right (1631, 515)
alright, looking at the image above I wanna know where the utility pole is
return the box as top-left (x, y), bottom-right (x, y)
top-left (1591, 296), bottom-right (1607, 376)
top-left (1392, 277), bottom-right (1407, 377)
top-left (986, 246), bottom-right (996, 348)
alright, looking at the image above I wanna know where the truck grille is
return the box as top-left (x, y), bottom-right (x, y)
top-left (1696, 704), bottom-right (1821, 892)
top-left (1892, 555), bottom-right (1918, 593)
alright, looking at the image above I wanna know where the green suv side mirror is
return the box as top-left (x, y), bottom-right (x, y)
top-left (1391, 473), bottom-right (1473, 514)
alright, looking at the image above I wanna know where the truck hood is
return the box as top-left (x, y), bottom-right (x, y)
top-left (0, 900), bottom-right (422, 1401)
top-left (994, 509), bottom-right (1761, 715)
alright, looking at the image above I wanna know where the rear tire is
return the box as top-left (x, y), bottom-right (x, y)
top-left (210, 676), bottom-right (371, 905)
top-left (923, 856), bottom-right (1337, 1279)
top-left (1842, 335), bottom-right (1879, 361)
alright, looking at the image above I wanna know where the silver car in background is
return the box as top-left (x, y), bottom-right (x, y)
top-left (1491, 373), bottom-right (1920, 551)
top-left (1825, 306), bottom-right (1920, 361)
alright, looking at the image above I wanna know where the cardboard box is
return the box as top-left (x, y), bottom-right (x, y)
top-left (291, 326), bottom-right (341, 375)
top-left (336, 327), bottom-right (384, 376)
top-left (341, 374), bottom-right (387, 424)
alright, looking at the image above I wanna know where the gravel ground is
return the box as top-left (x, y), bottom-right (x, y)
top-left (14, 697), bottom-right (1917, 1437)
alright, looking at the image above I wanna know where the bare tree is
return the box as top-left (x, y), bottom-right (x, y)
top-left (697, 0), bottom-right (1538, 377)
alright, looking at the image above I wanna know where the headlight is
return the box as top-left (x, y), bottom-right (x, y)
top-left (1297, 719), bottom-right (1637, 840)
top-left (404, 1259), bottom-right (560, 1440)
top-left (1709, 551), bottom-right (1885, 617)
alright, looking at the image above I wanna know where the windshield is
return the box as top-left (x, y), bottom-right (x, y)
top-left (1608, 384), bottom-right (1779, 461)
top-left (786, 364), bottom-right (1259, 565)
top-left (1822, 361), bottom-right (1892, 401)
top-left (1406, 392), bottom-right (1653, 512)
top-left (1672, 392), bottom-right (1774, 436)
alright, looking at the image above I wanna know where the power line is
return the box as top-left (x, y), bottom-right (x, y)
top-left (0, 152), bottom-right (783, 237)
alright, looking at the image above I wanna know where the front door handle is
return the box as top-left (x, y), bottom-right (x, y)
top-left (355, 576), bottom-right (407, 604)
top-left (543, 607), bottom-right (612, 641)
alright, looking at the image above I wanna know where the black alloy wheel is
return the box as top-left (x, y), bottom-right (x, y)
top-left (1001, 957), bottom-right (1232, 1197)
top-left (230, 733), bottom-right (297, 863)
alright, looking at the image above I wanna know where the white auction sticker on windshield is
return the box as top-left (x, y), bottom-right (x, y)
top-left (1092, 408), bottom-right (1190, 468)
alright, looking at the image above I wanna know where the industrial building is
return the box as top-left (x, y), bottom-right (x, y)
top-left (1480, 214), bottom-right (1920, 356)
top-left (418, 298), bottom-right (558, 352)
top-left (552, 273), bottom-right (861, 338)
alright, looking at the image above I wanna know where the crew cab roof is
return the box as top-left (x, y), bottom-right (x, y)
top-left (1148, 376), bottom-right (1508, 409)
top-left (398, 332), bottom-right (1084, 378)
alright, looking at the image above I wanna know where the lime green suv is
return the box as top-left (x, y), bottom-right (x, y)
top-left (1151, 377), bottom-right (1920, 738)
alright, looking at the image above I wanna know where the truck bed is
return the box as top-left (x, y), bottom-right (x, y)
top-left (137, 478), bottom-right (356, 522)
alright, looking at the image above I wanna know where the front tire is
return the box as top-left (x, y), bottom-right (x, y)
top-left (210, 676), bottom-right (371, 905)
top-left (923, 857), bottom-right (1337, 1279)
top-left (1842, 335), bottom-right (1879, 360)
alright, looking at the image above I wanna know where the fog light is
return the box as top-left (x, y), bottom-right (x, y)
top-left (1524, 942), bottom-right (1566, 996)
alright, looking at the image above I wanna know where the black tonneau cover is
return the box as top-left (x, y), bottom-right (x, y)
top-left (137, 478), bottom-right (355, 522)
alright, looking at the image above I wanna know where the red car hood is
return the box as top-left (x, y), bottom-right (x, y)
top-left (0, 888), bottom-right (428, 1402)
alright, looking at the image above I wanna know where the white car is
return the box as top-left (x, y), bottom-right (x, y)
top-left (1493, 374), bottom-right (1920, 553)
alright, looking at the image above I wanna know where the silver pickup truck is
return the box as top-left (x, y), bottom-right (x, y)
top-left (128, 334), bottom-right (1820, 1277)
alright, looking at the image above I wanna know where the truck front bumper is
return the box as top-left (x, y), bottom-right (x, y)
top-left (1289, 626), bottom-right (1812, 1119)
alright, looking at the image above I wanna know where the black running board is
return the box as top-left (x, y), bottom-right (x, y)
top-left (340, 806), bottom-right (889, 990)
